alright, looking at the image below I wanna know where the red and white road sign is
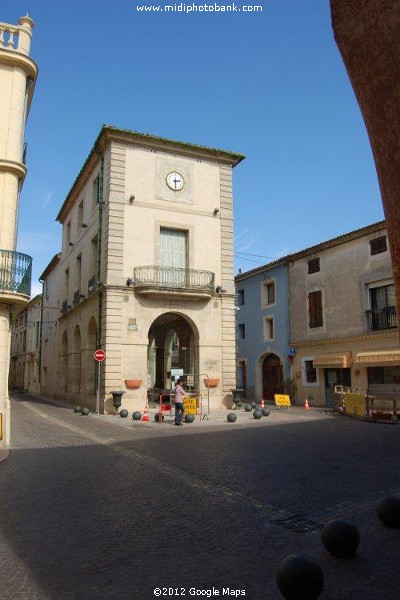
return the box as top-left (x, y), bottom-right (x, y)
top-left (94, 349), bottom-right (106, 362)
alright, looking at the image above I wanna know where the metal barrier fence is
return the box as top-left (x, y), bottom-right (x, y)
top-left (334, 385), bottom-right (399, 423)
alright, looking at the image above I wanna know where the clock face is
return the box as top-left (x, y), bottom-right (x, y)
top-left (166, 171), bottom-right (184, 191)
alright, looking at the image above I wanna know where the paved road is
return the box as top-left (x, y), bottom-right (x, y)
top-left (1, 393), bottom-right (400, 599)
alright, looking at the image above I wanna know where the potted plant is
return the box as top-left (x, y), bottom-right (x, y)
top-left (125, 379), bottom-right (142, 389)
top-left (204, 378), bottom-right (219, 388)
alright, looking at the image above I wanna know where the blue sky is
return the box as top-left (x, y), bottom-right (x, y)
top-left (3, 0), bottom-right (383, 295)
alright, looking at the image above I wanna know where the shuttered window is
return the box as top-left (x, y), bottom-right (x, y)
top-left (309, 290), bottom-right (323, 328)
top-left (308, 258), bottom-right (320, 274)
top-left (370, 236), bottom-right (387, 255)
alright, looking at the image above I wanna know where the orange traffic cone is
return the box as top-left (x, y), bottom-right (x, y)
top-left (261, 399), bottom-right (265, 409)
top-left (304, 398), bottom-right (310, 410)
top-left (142, 398), bottom-right (150, 421)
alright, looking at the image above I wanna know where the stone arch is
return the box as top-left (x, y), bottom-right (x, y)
top-left (261, 353), bottom-right (284, 401)
top-left (147, 312), bottom-right (199, 391)
top-left (255, 350), bottom-right (286, 401)
top-left (70, 325), bottom-right (81, 394)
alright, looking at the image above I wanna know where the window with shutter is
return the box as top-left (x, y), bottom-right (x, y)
top-left (308, 258), bottom-right (320, 274)
top-left (370, 236), bottom-right (387, 255)
top-left (309, 290), bottom-right (323, 328)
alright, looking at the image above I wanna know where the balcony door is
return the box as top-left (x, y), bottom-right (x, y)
top-left (369, 283), bottom-right (396, 329)
top-left (159, 228), bottom-right (187, 287)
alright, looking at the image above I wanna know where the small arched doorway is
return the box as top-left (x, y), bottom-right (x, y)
top-left (148, 313), bottom-right (197, 391)
top-left (262, 353), bottom-right (283, 400)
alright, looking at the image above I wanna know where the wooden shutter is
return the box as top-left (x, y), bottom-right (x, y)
top-left (309, 290), bottom-right (323, 328)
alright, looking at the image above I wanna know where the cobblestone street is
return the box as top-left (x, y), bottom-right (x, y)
top-left (1, 393), bottom-right (400, 599)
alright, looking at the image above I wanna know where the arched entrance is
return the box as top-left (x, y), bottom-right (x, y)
top-left (148, 313), bottom-right (197, 391)
top-left (262, 353), bottom-right (283, 400)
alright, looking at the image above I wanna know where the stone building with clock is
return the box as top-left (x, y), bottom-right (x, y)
top-left (39, 125), bottom-right (244, 414)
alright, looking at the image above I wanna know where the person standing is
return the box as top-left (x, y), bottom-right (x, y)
top-left (174, 378), bottom-right (185, 426)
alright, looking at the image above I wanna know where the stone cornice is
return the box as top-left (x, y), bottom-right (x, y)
top-left (0, 159), bottom-right (26, 180)
top-left (291, 330), bottom-right (399, 348)
top-left (0, 48), bottom-right (37, 80)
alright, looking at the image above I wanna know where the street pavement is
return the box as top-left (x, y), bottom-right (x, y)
top-left (1, 392), bottom-right (400, 599)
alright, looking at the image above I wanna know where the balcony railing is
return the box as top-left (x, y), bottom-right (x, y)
top-left (0, 249), bottom-right (32, 296)
top-left (61, 300), bottom-right (70, 314)
top-left (366, 307), bottom-right (397, 331)
top-left (88, 275), bottom-right (97, 296)
top-left (73, 289), bottom-right (81, 306)
top-left (133, 266), bottom-right (215, 296)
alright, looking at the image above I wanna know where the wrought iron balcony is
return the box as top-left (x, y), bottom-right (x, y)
top-left (366, 307), bottom-right (397, 331)
top-left (88, 275), bottom-right (97, 296)
top-left (61, 299), bottom-right (70, 314)
top-left (133, 266), bottom-right (215, 299)
top-left (73, 289), bottom-right (82, 306)
top-left (0, 249), bottom-right (32, 296)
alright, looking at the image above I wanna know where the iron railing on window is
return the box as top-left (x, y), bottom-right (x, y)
top-left (0, 249), bottom-right (32, 296)
top-left (133, 266), bottom-right (215, 292)
top-left (366, 307), bottom-right (397, 331)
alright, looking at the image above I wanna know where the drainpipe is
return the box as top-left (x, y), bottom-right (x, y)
top-left (38, 278), bottom-right (44, 385)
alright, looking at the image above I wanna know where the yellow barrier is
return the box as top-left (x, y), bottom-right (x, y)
top-left (274, 394), bottom-right (291, 407)
top-left (344, 392), bottom-right (366, 417)
top-left (183, 396), bottom-right (197, 415)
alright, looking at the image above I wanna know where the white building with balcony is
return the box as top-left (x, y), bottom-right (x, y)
top-left (0, 16), bottom-right (37, 446)
top-left (40, 125), bottom-right (244, 414)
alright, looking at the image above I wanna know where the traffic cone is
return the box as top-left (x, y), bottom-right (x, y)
top-left (261, 399), bottom-right (265, 409)
top-left (142, 398), bottom-right (150, 421)
top-left (304, 398), bottom-right (310, 410)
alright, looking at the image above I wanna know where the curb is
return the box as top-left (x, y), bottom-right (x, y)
top-left (0, 449), bottom-right (9, 463)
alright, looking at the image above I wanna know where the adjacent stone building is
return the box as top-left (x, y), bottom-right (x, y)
top-left (9, 294), bottom-right (41, 394)
top-left (40, 125), bottom-right (244, 414)
top-left (290, 221), bottom-right (399, 406)
top-left (0, 16), bottom-right (36, 446)
top-left (235, 221), bottom-right (399, 407)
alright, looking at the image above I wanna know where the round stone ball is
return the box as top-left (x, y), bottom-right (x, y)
top-left (377, 496), bottom-right (400, 528)
top-left (250, 401), bottom-right (257, 408)
top-left (227, 412), bottom-right (237, 423)
top-left (132, 411), bottom-right (142, 421)
top-left (245, 403), bottom-right (253, 412)
top-left (154, 412), bottom-right (164, 422)
top-left (322, 519), bottom-right (360, 558)
top-left (119, 409), bottom-right (129, 418)
top-left (262, 407), bottom-right (271, 417)
top-left (81, 407), bottom-right (90, 416)
top-left (74, 406), bottom-right (82, 413)
top-left (276, 554), bottom-right (324, 600)
top-left (253, 409), bottom-right (263, 420)
top-left (185, 413), bottom-right (195, 423)
top-left (236, 402), bottom-right (242, 408)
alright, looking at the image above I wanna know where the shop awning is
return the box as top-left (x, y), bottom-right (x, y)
top-left (312, 352), bottom-right (352, 368)
top-left (354, 349), bottom-right (400, 367)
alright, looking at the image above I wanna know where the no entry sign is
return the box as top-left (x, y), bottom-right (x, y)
top-left (94, 349), bottom-right (106, 362)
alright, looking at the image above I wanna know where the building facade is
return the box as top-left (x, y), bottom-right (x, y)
top-left (40, 126), bottom-right (244, 413)
top-left (0, 16), bottom-right (36, 446)
top-left (235, 261), bottom-right (290, 401)
top-left (9, 294), bottom-right (41, 394)
top-left (289, 221), bottom-right (399, 406)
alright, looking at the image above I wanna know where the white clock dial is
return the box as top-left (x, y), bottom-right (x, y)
top-left (166, 171), bottom-right (184, 191)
